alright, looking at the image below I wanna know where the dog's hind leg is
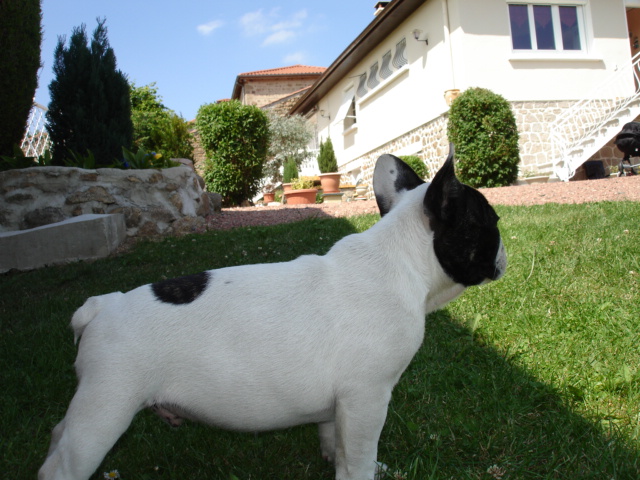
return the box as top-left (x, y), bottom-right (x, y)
top-left (39, 381), bottom-right (141, 480)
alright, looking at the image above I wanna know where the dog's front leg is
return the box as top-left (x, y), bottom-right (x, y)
top-left (333, 392), bottom-right (390, 480)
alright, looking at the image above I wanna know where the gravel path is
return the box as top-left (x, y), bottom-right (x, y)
top-left (205, 175), bottom-right (640, 231)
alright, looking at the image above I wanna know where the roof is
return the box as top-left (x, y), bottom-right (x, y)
top-left (232, 64), bottom-right (327, 100)
top-left (238, 65), bottom-right (327, 77)
top-left (290, 0), bottom-right (425, 116)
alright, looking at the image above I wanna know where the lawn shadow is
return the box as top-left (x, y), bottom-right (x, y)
top-left (382, 309), bottom-right (640, 478)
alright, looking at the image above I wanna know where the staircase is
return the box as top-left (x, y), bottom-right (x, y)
top-left (543, 52), bottom-right (640, 181)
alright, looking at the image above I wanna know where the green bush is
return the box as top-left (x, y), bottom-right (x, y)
top-left (0, 0), bottom-right (42, 156)
top-left (317, 137), bottom-right (338, 173)
top-left (282, 157), bottom-right (299, 184)
top-left (399, 155), bottom-right (429, 179)
top-left (47, 19), bottom-right (132, 166)
top-left (196, 101), bottom-right (269, 206)
top-left (447, 87), bottom-right (519, 188)
top-left (130, 82), bottom-right (193, 161)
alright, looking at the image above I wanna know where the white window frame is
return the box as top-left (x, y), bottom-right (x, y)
top-left (334, 85), bottom-right (357, 134)
top-left (507, 1), bottom-right (589, 57)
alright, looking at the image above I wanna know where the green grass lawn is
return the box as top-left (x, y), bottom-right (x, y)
top-left (1, 202), bottom-right (638, 479)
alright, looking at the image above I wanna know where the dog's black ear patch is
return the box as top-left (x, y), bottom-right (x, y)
top-left (373, 154), bottom-right (425, 216)
top-left (152, 271), bottom-right (210, 305)
top-left (425, 146), bottom-right (502, 286)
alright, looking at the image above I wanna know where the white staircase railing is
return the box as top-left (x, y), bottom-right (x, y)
top-left (21, 102), bottom-right (50, 158)
top-left (548, 52), bottom-right (640, 181)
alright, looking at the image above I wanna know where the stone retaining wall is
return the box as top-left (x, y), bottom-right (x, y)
top-left (0, 166), bottom-right (210, 238)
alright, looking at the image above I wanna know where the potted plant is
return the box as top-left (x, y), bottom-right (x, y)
top-left (283, 177), bottom-right (317, 205)
top-left (282, 157), bottom-right (298, 193)
top-left (317, 138), bottom-right (341, 194)
top-left (262, 183), bottom-right (276, 204)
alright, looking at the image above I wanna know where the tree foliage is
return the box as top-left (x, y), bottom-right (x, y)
top-left (0, 0), bottom-right (42, 156)
top-left (447, 87), bottom-right (519, 188)
top-left (282, 157), bottom-right (299, 184)
top-left (196, 101), bottom-right (269, 206)
top-left (264, 111), bottom-right (313, 183)
top-left (130, 82), bottom-right (193, 160)
top-left (317, 137), bottom-right (338, 173)
top-left (47, 18), bottom-right (132, 166)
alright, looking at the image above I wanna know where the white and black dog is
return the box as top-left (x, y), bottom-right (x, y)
top-left (39, 148), bottom-right (506, 480)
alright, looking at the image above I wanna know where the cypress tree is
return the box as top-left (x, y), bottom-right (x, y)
top-left (47, 18), bottom-right (132, 166)
top-left (0, 0), bottom-right (42, 156)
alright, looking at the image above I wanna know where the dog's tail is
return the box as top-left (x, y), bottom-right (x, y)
top-left (71, 292), bottom-right (123, 344)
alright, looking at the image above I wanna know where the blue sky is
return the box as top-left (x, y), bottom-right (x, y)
top-left (35, 0), bottom-right (376, 120)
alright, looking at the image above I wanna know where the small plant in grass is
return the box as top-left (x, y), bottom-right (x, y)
top-left (399, 155), bottom-right (429, 179)
top-left (447, 87), bottom-right (519, 188)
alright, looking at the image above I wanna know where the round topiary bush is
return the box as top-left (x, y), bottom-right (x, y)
top-left (399, 155), bottom-right (429, 179)
top-left (447, 87), bottom-right (519, 188)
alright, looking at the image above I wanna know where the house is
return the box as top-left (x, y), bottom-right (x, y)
top-left (290, 0), bottom-right (639, 187)
top-left (231, 65), bottom-right (327, 115)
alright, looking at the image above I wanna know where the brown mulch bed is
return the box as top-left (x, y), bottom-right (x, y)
top-left (204, 175), bottom-right (640, 231)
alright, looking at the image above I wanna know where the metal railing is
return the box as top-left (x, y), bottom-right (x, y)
top-left (21, 102), bottom-right (50, 158)
top-left (549, 52), bottom-right (640, 181)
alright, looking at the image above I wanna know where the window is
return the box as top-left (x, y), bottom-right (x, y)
top-left (508, 3), bottom-right (584, 52)
top-left (380, 51), bottom-right (393, 79)
top-left (335, 86), bottom-right (357, 132)
top-left (356, 73), bottom-right (368, 98)
top-left (392, 38), bottom-right (408, 68)
top-left (367, 62), bottom-right (380, 89)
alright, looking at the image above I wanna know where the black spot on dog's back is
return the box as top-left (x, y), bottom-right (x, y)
top-left (152, 271), bottom-right (210, 305)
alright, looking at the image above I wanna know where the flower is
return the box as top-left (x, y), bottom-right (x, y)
top-left (103, 471), bottom-right (120, 479)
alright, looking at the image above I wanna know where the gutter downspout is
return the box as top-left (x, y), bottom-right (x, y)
top-left (442, 0), bottom-right (456, 90)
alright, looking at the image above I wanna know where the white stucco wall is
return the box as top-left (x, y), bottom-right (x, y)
top-left (312, 0), bottom-right (632, 176)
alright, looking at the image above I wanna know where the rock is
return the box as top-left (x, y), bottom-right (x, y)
top-left (207, 192), bottom-right (222, 212)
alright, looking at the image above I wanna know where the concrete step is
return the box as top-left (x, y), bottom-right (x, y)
top-left (0, 213), bottom-right (126, 273)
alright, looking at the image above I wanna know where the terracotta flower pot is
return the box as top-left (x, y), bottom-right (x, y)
top-left (319, 173), bottom-right (341, 194)
top-left (284, 188), bottom-right (317, 205)
top-left (282, 183), bottom-right (292, 193)
top-left (263, 192), bottom-right (275, 203)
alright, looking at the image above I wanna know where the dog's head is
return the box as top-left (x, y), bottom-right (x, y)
top-left (373, 146), bottom-right (506, 286)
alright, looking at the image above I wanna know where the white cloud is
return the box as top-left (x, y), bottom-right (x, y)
top-left (283, 51), bottom-right (307, 64)
top-left (197, 20), bottom-right (223, 36)
top-left (240, 8), bottom-right (308, 47)
top-left (262, 30), bottom-right (295, 46)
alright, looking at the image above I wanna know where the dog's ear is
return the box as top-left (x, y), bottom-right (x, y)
top-left (423, 145), bottom-right (462, 224)
top-left (373, 154), bottom-right (425, 216)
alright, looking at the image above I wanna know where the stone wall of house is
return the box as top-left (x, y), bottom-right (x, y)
top-left (342, 99), bottom-right (617, 197)
top-left (243, 76), bottom-right (317, 109)
top-left (0, 166), bottom-right (210, 238)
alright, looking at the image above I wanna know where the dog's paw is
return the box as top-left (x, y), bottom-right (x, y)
top-left (374, 462), bottom-right (389, 479)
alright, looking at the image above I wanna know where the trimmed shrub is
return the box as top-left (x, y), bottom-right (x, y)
top-left (196, 101), bottom-right (269, 206)
top-left (47, 19), bottom-right (132, 166)
top-left (447, 87), bottom-right (519, 188)
top-left (130, 82), bottom-right (193, 160)
top-left (400, 155), bottom-right (429, 179)
top-left (317, 137), bottom-right (338, 173)
top-left (283, 157), bottom-right (299, 184)
top-left (0, 0), bottom-right (42, 156)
